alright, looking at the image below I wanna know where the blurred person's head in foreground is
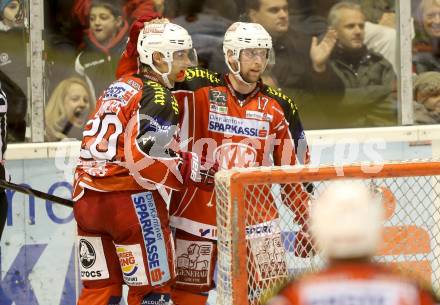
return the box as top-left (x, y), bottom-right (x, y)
top-left (310, 181), bottom-right (384, 261)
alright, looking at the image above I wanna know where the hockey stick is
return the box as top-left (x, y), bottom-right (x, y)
top-left (0, 179), bottom-right (74, 208)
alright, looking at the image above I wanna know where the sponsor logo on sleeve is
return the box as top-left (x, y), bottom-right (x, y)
top-left (208, 113), bottom-right (269, 139)
top-left (78, 236), bottom-right (110, 280)
top-left (245, 110), bottom-right (273, 122)
top-left (115, 244), bottom-right (149, 286)
top-left (132, 192), bottom-right (171, 286)
top-left (103, 82), bottom-right (139, 103)
top-left (209, 90), bottom-right (228, 114)
top-left (175, 239), bottom-right (213, 286)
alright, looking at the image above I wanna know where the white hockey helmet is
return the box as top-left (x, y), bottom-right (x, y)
top-left (137, 22), bottom-right (197, 88)
top-left (310, 181), bottom-right (384, 259)
top-left (223, 22), bottom-right (274, 84)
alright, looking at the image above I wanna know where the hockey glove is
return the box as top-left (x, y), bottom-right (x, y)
top-left (178, 152), bottom-right (219, 191)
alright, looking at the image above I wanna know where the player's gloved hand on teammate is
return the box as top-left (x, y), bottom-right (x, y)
top-left (178, 152), bottom-right (219, 191)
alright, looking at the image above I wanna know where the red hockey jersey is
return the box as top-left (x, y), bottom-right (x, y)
top-left (170, 68), bottom-right (310, 239)
top-left (278, 262), bottom-right (436, 305)
top-left (73, 75), bottom-right (184, 201)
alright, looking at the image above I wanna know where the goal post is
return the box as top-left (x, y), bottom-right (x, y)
top-left (215, 161), bottom-right (440, 305)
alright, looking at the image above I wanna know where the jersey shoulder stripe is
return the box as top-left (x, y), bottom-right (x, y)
top-left (175, 67), bottom-right (225, 91)
top-left (141, 79), bottom-right (179, 116)
top-left (262, 85), bottom-right (298, 116)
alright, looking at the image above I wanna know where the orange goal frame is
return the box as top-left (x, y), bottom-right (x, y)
top-left (218, 161), bottom-right (440, 305)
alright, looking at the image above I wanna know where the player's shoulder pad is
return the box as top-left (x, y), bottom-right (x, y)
top-left (101, 76), bottom-right (143, 104)
top-left (180, 67), bottom-right (224, 89)
top-left (142, 79), bottom-right (179, 115)
top-left (262, 84), bottom-right (298, 115)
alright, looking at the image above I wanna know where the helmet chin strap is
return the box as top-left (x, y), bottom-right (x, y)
top-left (149, 61), bottom-right (173, 89)
top-left (225, 55), bottom-right (254, 87)
top-left (226, 55), bottom-right (269, 88)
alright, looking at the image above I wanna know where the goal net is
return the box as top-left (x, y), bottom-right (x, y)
top-left (215, 161), bottom-right (440, 305)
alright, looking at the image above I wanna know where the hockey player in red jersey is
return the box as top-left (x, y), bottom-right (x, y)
top-left (169, 22), bottom-right (313, 305)
top-left (266, 182), bottom-right (436, 305)
top-left (72, 20), bottom-right (215, 305)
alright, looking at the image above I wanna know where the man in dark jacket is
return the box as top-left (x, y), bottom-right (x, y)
top-left (74, 0), bottom-right (129, 100)
top-left (326, 1), bottom-right (397, 128)
top-left (244, 0), bottom-right (345, 129)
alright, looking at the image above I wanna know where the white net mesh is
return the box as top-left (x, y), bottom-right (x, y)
top-left (215, 163), bottom-right (440, 305)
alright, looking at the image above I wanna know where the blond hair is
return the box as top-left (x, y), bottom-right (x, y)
top-left (45, 77), bottom-right (93, 141)
top-left (417, 0), bottom-right (440, 29)
top-left (414, 71), bottom-right (440, 100)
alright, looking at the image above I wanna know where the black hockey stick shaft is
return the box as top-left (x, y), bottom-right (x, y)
top-left (0, 179), bottom-right (74, 208)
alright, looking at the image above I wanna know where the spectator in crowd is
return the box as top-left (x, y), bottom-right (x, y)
top-left (0, 69), bottom-right (26, 142)
top-left (45, 0), bottom-right (82, 97)
top-left (326, 2), bottom-right (397, 128)
top-left (357, 0), bottom-right (398, 73)
top-left (173, 0), bottom-right (233, 70)
top-left (75, 0), bottom-right (129, 100)
top-left (152, 0), bottom-right (165, 15)
top-left (413, 71), bottom-right (440, 124)
top-left (279, 0), bottom-right (398, 73)
top-left (245, 0), bottom-right (342, 91)
top-left (286, 0), bottom-right (329, 37)
top-left (0, 0), bottom-right (27, 98)
top-left (265, 181), bottom-right (436, 305)
top-left (413, 0), bottom-right (440, 73)
top-left (166, 0), bottom-right (237, 20)
top-left (45, 77), bottom-right (92, 141)
top-left (73, 0), bottom-right (161, 25)
top-left (0, 0), bottom-right (24, 30)
top-left (240, 0), bottom-right (345, 129)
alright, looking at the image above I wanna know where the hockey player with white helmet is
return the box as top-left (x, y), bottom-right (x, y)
top-left (136, 21), bottom-right (198, 89)
top-left (73, 19), bottom-right (214, 305)
top-left (266, 181), bottom-right (436, 305)
top-left (222, 22), bottom-right (275, 86)
top-left (168, 22), bottom-right (312, 305)
top-left (115, 19), bottom-right (312, 305)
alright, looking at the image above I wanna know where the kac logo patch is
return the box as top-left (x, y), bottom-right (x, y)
top-left (79, 239), bottom-right (96, 269)
top-left (77, 236), bottom-right (110, 280)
